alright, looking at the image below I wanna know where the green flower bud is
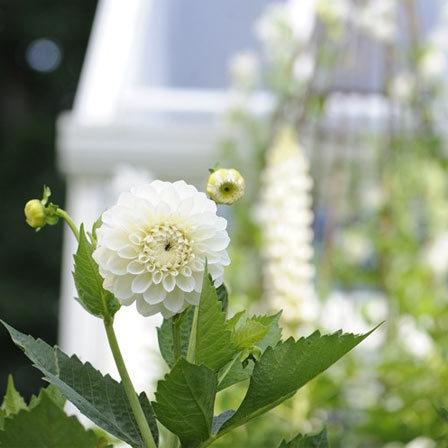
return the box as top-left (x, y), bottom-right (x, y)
top-left (24, 186), bottom-right (60, 231)
top-left (24, 199), bottom-right (46, 229)
top-left (206, 168), bottom-right (245, 205)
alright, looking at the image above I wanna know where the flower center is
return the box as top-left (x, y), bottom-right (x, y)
top-left (138, 223), bottom-right (194, 275)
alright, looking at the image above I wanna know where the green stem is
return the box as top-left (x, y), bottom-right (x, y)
top-left (172, 315), bottom-right (182, 361)
top-left (104, 319), bottom-right (157, 448)
top-left (56, 208), bottom-right (79, 241)
top-left (163, 314), bottom-right (185, 448)
top-left (186, 305), bottom-right (199, 363)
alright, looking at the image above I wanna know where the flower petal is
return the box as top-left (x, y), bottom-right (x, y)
top-left (164, 289), bottom-right (185, 313)
top-left (131, 273), bottom-right (153, 293)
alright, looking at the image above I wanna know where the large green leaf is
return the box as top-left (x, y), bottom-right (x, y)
top-left (0, 376), bottom-right (26, 417)
top-left (194, 271), bottom-right (235, 371)
top-left (153, 358), bottom-right (217, 448)
top-left (220, 328), bottom-right (378, 433)
top-left (1, 321), bottom-right (158, 448)
top-left (278, 429), bottom-right (329, 447)
top-left (0, 392), bottom-right (100, 448)
top-left (73, 225), bottom-right (120, 318)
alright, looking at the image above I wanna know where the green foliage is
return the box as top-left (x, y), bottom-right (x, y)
top-left (153, 358), bottom-right (217, 448)
top-left (193, 271), bottom-right (235, 371)
top-left (0, 379), bottom-right (106, 448)
top-left (157, 307), bottom-right (195, 368)
top-left (278, 429), bottom-right (328, 447)
top-left (230, 316), bottom-right (269, 350)
top-left (0, 376), bottom-right (26, 417)
top-left (0, 392), bottom-right (100, 448)
top-left (73, 224), bottom-right (120, 319)
top-left (1, 321), bottom-right (158, 448)
top-left (219, 328), bottom-right (377, 434)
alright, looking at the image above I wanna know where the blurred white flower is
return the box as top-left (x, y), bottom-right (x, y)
top-left (316, 0), bottom-right (350, 26)
top-left (406, 438), bottom-right (436, 448)
top-left (320, 290), bottom-right (387, 350)
top-left (419, 47), bottom-right (447, 83)
top-left (339, 229), bottom-right (373, 265)
top-left (293, 52), bottom-right (315, 83)
top-left (256, 0), bottom-right (316, 58)
top-left (389, 72), bottom-right (416, 103)
top-left (258, 127), bottom-right (318, 333)
top-left (357, 0), bottom-right (396, 42)
top-left (94, 180), bottom-right (230, 318)
top-left (398, 316), bottom-right (434, 359)
top-left (424, 231), bottom-right (448, 275)
top-left (229, 51), bottom-right (259, 90)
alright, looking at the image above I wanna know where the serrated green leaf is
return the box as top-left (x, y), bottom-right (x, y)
top-left (29, 384), bottom-right (66, 410)
top-left (231, 319), bottom-right (269, 350)
top-left (0, 392), bottom-right (100, 448)
top-left (194, 270), bottom-right (235, 371)
top-left (1, 375), bottom-right (26, 417)
top-left (1, 321), bottom-right (158, 448)
top-left (153, 358), bottom-right (217, 448)
top-left (73, 225), bottom-right (120, 318)
top-left (251, 312), bottom-right (282, 351)
top-left (278, 429), bottom-right (329, 447)
top-left (220, 327), bottom-right (378, 433)
top-left (157, 307), bottom-right (194, 368)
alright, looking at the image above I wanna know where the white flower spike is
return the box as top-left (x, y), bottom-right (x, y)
top-left (93, 180), bottom-right (230, 318)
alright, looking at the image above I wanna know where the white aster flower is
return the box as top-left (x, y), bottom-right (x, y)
top-left (93, 180), bottom-right (230, 318)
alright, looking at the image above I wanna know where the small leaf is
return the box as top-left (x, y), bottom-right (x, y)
top-left (194, 270), bottom-right (235, 371)
top-left (73, 224), bottom-right (120, 318)
top-left (278, 429), bottom-right (329, 447)
top-left (157, 307), bottom-right (194, 368)
top-left (220, 327), bottom-right (379, 433)
top-left (231, 318), bottom-right (269, 350)
top-left (251, 312), bottom-right (282, 351)
top-left (0, 392), bottom-right (100, 448)
top-left (0, 375), bottom-right (26, 417)
top-left (153, 358), bottom-right (217, 448)
top-left (1, 321), bottom-right (158, 448)
top-left (217, 312), bottom-right (282, 391)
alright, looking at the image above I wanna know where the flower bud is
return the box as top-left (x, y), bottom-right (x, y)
top-left (24, 186), bottom-right (60, 231)
top-left (206, 168), bottom-right (245, 205)
top-left (24, 199), bottom-right (46, 229)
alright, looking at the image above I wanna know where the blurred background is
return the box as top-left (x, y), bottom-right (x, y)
top-left (2, 0), bottom-right (448, 447)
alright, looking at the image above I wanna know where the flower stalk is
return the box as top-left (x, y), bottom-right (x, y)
top-left (104, 318), bottom-right (157, 448)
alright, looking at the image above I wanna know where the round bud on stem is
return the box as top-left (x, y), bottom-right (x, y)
top-left (24, 199), bottom-right (46, 229)
top-left (207, 168), bottom-right (245, 205)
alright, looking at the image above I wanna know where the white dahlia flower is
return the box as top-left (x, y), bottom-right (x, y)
top-left (93, 180), bottom-right (230, 318)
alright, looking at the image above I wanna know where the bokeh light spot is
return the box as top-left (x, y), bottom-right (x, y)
top-left (26, 38), bottom-right (62, 73)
